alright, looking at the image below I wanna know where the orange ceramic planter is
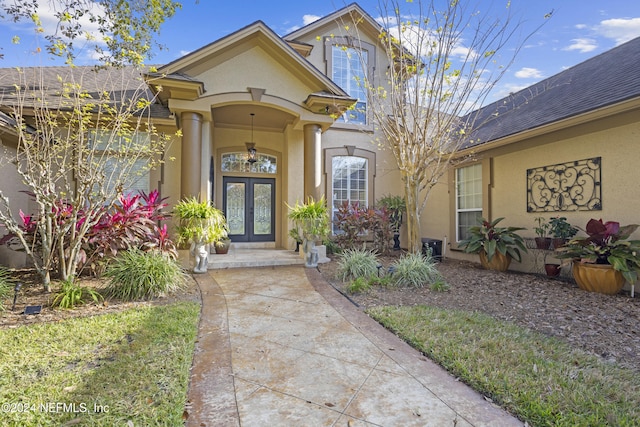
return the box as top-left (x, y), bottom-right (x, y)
top-left (572, 261), bottom-right (625, 295)
top-left (479, 251), bottom-right (511, 271)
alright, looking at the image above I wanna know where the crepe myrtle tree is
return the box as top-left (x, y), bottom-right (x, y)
top-left (0, 66), bottom-right (172, 291)
top-left (0, 0), bottom-right (183, 66)
top-left (341, 0), bottom-right (550, 253)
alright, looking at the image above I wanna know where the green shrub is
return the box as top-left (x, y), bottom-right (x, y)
top-left (0, 266), bottom-right (14, 312)
top-left (430, 280), bottom-right (451, 292)
top-left (391, 252), bottom-right (445, 288)
top-left (345, 276), bottom-right (372, 294)
top-left (52, 278), bottom-right (103, 309)
top-left (105, 249), bottom-right (189, 301)
top-left (337, 248), bottom-right (379, 281)
top-left (368, 274), bottom-right (394, 287)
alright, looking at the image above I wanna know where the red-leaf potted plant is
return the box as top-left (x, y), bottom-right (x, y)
top-left (556, 219), bottom-right (640, 295)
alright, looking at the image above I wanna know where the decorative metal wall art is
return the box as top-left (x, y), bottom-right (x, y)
top-left (527, 157), bottom-right (601, 212)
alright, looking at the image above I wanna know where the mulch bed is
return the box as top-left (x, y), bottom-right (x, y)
top-left (318, 255), bottom-right (640, 372)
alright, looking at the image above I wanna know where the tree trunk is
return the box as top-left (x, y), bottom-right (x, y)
top-left (403, 174), bottom-right (422, 254)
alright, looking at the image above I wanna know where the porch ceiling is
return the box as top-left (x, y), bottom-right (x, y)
top-left (212, 104), bottom-right (296, 132)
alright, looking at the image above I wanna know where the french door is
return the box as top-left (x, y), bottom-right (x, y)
top-left (222, 177), bottom-right (275, 242)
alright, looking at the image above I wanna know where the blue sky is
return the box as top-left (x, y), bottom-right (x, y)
top-left (2, 0), bottom-right (640, 102)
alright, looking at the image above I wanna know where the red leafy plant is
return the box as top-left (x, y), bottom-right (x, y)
top-left (1, 190), bottom-right (177, 278)
top-left (333, 201), bottom-right (392, 254)
top-left (557, 218), bottom-right (640, 284)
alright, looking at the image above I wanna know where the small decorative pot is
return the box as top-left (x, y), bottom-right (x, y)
top-left (535, 237), bottom-right (552, 250)
top-left (551, 238), bottom-right (567, 249)
top-left (479, 250), bottom-right (511, 271)
top-left (544, 263), bottom-right (561, 277)
top-left (572, 261), bottom-right (625, 295)
top-left (215, 239), bottom-right (231, 254)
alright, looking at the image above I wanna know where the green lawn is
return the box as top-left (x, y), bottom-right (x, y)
top-left (368, 305), bottom-right (640, 426)
top-left (0, 302), bottom-right (199, 427)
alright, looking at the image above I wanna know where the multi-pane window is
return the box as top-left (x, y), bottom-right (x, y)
top-left (331, 156), bottom-right (368, 233)
top-left (332, 45), bottom-right (367, 125)
top-left (90, 130), bottom-right (151, 196)
top-left (456, 164), bottom-right (482, 241)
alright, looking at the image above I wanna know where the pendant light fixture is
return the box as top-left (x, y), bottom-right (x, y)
top-left (246, 113), bottom-right (257, 164)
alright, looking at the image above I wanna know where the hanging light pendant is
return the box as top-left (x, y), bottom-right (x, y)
top-left (246, 113), bottom-right (257, 164)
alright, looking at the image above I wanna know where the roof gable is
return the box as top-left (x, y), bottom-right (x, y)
top-left (464, 36), bottom-right (640, 147)
top-left (284, 2), bottom-right (383, 43)
top-left (156, 21), bottom-right (348, 98)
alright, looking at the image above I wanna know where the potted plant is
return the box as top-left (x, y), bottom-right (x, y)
top-left (287, 196), bottom-right (330, 268)
top-left (214, 234), bottom-right (232, 254)
top-left (549, 216), bottom-right (578, 249)
top-left (288, 227), bottom-right (303, 252)
top-left (377, 194), bottom-right (406, 250)
top-left (459, 217), bottom-right (528, 271)
top-left (544, 263), bottom-right (562, 277)
top-left (556, 218), bottom-right (640, 295)
top-left (174, 197), bottom-right (228, 273)
top-left (533, 217), bottom-right (551, 250)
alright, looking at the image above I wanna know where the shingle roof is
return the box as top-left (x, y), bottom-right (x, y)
top-left (463, 36), bottom-right (640, 147)
top-left (0, 66), bottom-right (171, 119)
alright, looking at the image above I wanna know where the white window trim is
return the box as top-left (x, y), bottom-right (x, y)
top-left (455, 163), bottom-right (483, 242)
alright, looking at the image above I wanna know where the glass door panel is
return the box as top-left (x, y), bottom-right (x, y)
top-left (225, 182), bottom-right (246, 235)
top-left (253, 183), bottom-right (272, 235)
top-left (223, 177), bottom-right (275, 242)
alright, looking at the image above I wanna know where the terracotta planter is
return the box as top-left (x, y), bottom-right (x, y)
top-left (551, 238), bottom-right (567, 249)
top-left (479, 250), bottom-right (512, 271)
top-left (572, 261), bottom-right (625, 295)
top-left (535, 237), bottom-right (551, 250)
top-left (215, 239), bottom-right (231, 254)
top-left (544, 263), bottom-right (561, 277)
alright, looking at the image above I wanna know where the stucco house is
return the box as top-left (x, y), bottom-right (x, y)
top-left (1, 2), bottom-right (639, 274)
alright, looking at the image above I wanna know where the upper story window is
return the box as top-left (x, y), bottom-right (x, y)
top-left (332, 46), bottom-right (367, 125)
top-left (325, 37), bottom-right (375, 127)
top-left (455, 163), bottom-right (483, 242)
top-left (221, 152), bottom-right (277, 174)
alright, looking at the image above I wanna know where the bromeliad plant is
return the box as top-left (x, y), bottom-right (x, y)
top-left (556, 219), bottom-right (640, 284)
top-left (459, 217), bottom-right (528, 263)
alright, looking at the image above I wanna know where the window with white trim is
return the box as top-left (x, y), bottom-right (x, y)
top-left (331, 45), bottom-right (368, 125)
top-left (331, 156), bottom-right (368, 233)
top-left (456, 164), bottom-right (482, 241)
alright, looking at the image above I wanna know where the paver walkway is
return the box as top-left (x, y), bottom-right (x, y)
top-left (187, 265), bottom-right (523, 426)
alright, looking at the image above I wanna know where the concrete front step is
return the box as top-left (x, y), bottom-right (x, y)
top-left (207, 248), bottom-right (305, 269)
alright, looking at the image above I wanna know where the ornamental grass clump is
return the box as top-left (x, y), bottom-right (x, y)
top-left (391, 252), bottom-right (445, 288)
top-left (337, 248), bottom-right (379, 281)
top-left (105, 249), bottom-right (188, 301)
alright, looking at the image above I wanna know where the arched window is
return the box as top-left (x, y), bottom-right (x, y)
top-left (221, 152), bottom-right (277, 174)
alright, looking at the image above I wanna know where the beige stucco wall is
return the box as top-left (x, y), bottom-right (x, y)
top-left (443, 109), bottom-right (640, 271)
top-left (198, 46), bottom-right (314, 103)
top-left (0, 143), bottom-right (30, 267)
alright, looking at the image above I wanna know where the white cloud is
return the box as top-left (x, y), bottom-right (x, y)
top-left (514, 67), bottom-right (543, 79)
top-left (562, 38), bottom-right (598, 53)
top-left (302, 14), bottom-right (321, 26)
top-left (596, 17), bottom-right (640, 44)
